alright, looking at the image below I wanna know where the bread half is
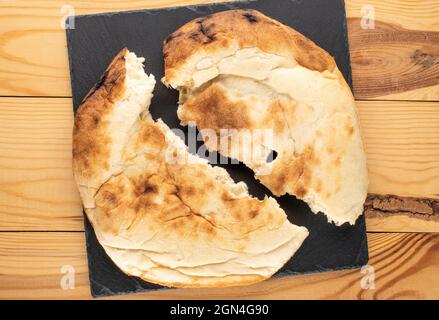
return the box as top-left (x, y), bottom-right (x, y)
top-left (163, 10), bottom-right (369, 226)
top-left (73, 48), bottom-right (308, 288)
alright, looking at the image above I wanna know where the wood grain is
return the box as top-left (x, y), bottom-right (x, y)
top-left (346, 1), bottom-right (439, 100)
top-left (357, 100), bottom-right (439, 200)
top-left (0, 0), bottom-right (438, 99)
top-left (0, 97), bottom-right (437, 232)
top-left (345, 0), bottom-right (439, 32)
top-left (0, 98), bottom-right (83, 231)
top-left (367, 214), bottom-right (439, 233)
top-left (0, 232), bottom-right (438, 299)
top-left (380, 84), bottom-right (439, 101)
top-left (349, 18), bottom-right (439, 99)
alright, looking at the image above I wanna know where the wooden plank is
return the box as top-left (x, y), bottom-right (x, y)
top-left (0, 98), bottom-right (83, 231)
top-left (0, 0), bottom-right (438, 99)
top-left (348, 18), bottom-right (439, 100)
top-left (367, 215), bottom-right (439, 233)
top-left (379, 85), bottom-right (439, 101)
top-left (0, 97), bottom-right (438, 231)
top-left (0, 232), bottom-right (438, 299)
top-left (345, 0), bottom-right (439, 32)
top-left (345, 1), bottom-right (439, 100)
top-left (357, 100), bottom-right (439, 200)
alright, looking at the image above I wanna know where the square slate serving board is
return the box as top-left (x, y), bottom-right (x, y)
top-left (66, 0), bottom-right (368, 298)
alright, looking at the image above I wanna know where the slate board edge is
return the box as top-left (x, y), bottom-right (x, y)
top-left (68, 0), bottom-right (259, 21)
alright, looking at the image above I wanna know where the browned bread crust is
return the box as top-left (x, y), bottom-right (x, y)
top-left (163, 9), bottom-right (337, 84)
top-left (73, 48), bottom-right (127, 188)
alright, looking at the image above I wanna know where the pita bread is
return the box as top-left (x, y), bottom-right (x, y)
top-left (163, 9), bottom-right (369, 226)
top-left (73, 48), bottom-right (308, 288)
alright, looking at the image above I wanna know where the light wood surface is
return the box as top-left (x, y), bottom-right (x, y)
top-left (0, 0), bottom-right (438, 300)
top-left (367, 215), bottom-right (439, 233)
top-left (346, 0), bottom-right (439, 100)
top-left (0, 0), bottom-right (438, 99)
top-left (357, 101), bottom-right (439, 200)
top-left (349, 18), bottom-right (439, 100)
top-left (1, 232), bottom-right (438, 300)
top-left (0, 98), bottom-right (82, 231)
top-left (345, 0), bottom-right (439, 32)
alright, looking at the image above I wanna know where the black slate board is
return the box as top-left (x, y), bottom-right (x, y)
top-left (66, 0), bottom-right (368, 298)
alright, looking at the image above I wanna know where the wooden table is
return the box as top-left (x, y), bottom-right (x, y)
top-left (0, 0), bottom-right (438, 300)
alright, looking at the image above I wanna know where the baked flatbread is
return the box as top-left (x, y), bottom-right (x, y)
top-left (163, 10), bottom-right (369, 226)
top-left (72, 48), bottom-right (308, 288)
